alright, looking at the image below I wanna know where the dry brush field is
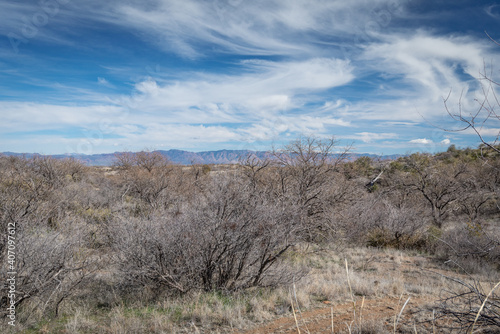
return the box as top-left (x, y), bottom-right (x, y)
top-left (0, 138), bottom-right (499, 333)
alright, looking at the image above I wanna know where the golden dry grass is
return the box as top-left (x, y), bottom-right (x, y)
top-left (8, 245), bottom-right (497, 333)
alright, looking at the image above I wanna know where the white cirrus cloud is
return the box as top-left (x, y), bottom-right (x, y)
top-left (362, 32), bottom-right (492, 102)
top-left (0, 102), bottom-right (123, 133)
top-left (109, 57), bottom-right (354, 124)
top-left (340, 132), bottom-right (399, 143)
top-left (88, 0), bottom-right (401, 58)
top-left (97, 77), bottom-right (114, 88)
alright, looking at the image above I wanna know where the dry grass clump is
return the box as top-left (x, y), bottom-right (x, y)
top-left (353, 318), bottom-right (391, 334)
top-left (295, 246), bottom-right (444, 305)
top-left (36, 284), bottom-right (296, 333)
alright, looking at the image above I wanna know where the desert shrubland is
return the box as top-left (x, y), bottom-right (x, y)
top-left (0, 141), bottom-right (499, 332)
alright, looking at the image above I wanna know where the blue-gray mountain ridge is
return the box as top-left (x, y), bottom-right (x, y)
top-left (1, 149), bottom-right (402, 166)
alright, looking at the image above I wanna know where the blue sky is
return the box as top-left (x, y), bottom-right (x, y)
top-left (1, 0), bottom-right (499, 155)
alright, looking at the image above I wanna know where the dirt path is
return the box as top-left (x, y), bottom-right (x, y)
top-left (234, 296), bottom-right (432, 334)
top-left (232, 252), bottom-right (465, 334)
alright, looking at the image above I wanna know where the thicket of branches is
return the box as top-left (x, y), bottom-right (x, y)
top-left (0, 140), bottom-right (499, 330)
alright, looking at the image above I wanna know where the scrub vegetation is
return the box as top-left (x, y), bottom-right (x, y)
top-left (0, 137), bottom-right (499, 333)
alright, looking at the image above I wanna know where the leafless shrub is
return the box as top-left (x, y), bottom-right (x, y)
top-left (339, 193), bottom-right (429, 250)
top-left (115, 165), bottom-right (184, 217)
top-left (112, 174), bottom-right (304, 296)
top-left (271, 136), bottom-right (351, 241)
top-left (113, 151), bottom-right (136, 170)
top-left (319, 172), bottom-right (368, 245)
top-left (0, 156), bottom-right (67, 254)
top-left (114, 150), bottom-right (170, 172)
top-left (389, 154), bottom-right (466, 228)
top-left (444, 60), bottom-right (500, 155)
top-left (239, 153), bottom-right (273, 190)
top-left (0, 219), bottom-right (98, 324)
top-left (0, 156), bottom-right (99, 325)
top-left (435, 275), bottom-right (500, 332)
top-left (134, 151), bottom-right (170, 172)
top-left (366, 200), bottom-right (429, 249)
top-left (112, 152), bottom-right (185, 215)
top-left (436, 223), bottom-right (500, 276)
top-left (27, 155), bottom-right (67, 188)
top-left (450, 162), bottom-right (497, 224)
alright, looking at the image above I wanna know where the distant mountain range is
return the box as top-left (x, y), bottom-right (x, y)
top-left (1, 150), bottom-right (402, 166)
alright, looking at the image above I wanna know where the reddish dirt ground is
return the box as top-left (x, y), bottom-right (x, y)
top-left (232, 253), bottom-right (478, 334)
top-left (234, 296), bottom-right (433, 334)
